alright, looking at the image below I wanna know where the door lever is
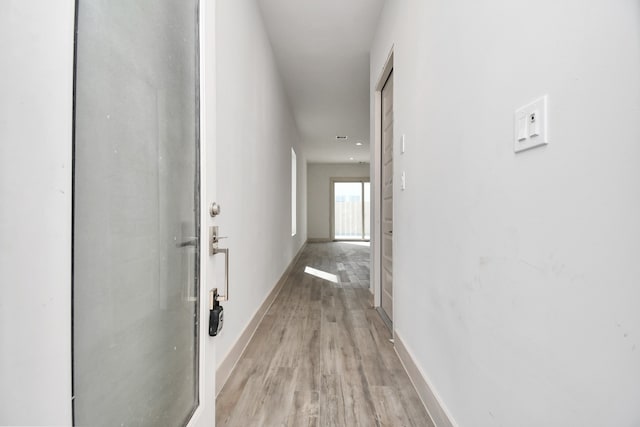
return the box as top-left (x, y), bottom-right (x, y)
top-left (209, 226), bottom-right (229, 302)
top-left (212, 247), bottom-right (229, 302)
top-left (176, 238), bottom-right (198, 248)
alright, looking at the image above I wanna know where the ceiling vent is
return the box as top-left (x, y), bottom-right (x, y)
top-left (335, 136), bottom-right (348, 141)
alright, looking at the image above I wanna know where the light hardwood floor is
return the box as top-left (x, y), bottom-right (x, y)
top-left (216, 242), bottom-right (434, 427)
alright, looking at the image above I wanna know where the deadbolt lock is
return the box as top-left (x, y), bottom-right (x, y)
top-left (209, 202), bottom-right (221, 217)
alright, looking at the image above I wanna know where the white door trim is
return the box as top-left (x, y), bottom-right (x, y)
top-left (372, 48), bottom-right (394, 312)
top-left (188, 0), bottom-right (217, 424)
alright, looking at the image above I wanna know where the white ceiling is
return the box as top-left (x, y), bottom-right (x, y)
top-left (256, 0), bottom-right (385, 164)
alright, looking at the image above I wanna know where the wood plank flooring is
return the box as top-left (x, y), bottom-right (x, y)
top-left (216, 242), bottom-right (434, 427)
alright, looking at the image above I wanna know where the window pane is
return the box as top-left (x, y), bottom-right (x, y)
top-left (292, 148), bottom-right (297, 236)
top-left (364, 182), bottom-right (371, 240)
top-left (73, 1), bottom-right (200, 425)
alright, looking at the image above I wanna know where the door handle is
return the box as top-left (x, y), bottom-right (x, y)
top-left (209, 226), bottom-right (229, 302)
top-left (212, 247), bottom-right (229, 302)
top-left (177, 238), bottom-right (198, 248)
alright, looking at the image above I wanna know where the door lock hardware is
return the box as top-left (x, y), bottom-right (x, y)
top-left (209, 288), bottom-right (224, 336)
top-left (209, 226), bottom-right (227, 251)
top-left (209, 226), bottom-right (229, 302)
top-left (209, 202), bottom-right (221, 217)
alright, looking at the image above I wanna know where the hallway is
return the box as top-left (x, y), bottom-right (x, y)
top-left (4, 1), bottom-right (640, 425)
top-left (216, 243), bottom-right (433, 427)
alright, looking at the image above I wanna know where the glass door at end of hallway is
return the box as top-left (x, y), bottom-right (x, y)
top-left (333, 180), bottom-right (371, 241)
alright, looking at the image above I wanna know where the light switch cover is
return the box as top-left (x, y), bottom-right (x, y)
top-left (514, 95), bottom-right (548, 153)
top-left (517, 112), bottom-right (528, 141)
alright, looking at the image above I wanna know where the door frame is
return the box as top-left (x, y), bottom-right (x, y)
top-left (188, 0), bottom-right (217, 424)
top-left (372, 48), bottom-right (394, 319)
top-left (329, 177), bottom-right (371, 241)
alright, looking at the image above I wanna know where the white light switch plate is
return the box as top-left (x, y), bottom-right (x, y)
top-left (514, 95), bottom-right (548, 153)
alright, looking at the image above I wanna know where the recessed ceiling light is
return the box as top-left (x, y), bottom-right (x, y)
top-left (349, 157), bottom-right (354, 160)
top-left (355, 142), bottom-right (363, 146)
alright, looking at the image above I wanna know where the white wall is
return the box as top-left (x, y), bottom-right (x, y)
top-left (307, 163), bottom-right (370, 240)
top-left (0, 1), bottom-right (75, 424)
top-left (215, 0), bottom-right (307, 368)
top-left (371, 1), bottom-right (640, 426)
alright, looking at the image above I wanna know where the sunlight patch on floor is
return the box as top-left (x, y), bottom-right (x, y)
top-left (341, 241), bottom-right (370, 247)
top-left (304, 266), bottom-right (338, 283)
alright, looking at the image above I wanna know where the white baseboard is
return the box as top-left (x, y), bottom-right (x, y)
top-left (394, 332), bottom-right (458, 427)
top-left (215, 243), bottom-right (307, 397)
top-left (306, 237), bottom-right (332, 243)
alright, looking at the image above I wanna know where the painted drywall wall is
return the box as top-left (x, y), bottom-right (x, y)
top-left (371, 1), bottom-right (640, 426)
top-left (0, 1), bottom-right (74, 424)
top-left (307, 163), bottom-right (370, 240)
top-left (215, 0), bottom-right (307, 369)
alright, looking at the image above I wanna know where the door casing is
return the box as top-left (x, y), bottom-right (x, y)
top-left (189, 0), bottom-right (217, 424)
top-left (372, 49), bottom-right (394, 327)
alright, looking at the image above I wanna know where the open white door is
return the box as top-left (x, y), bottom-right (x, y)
top-left (2, 2), bottom-right (218, 424)
top-left (72, 1), bottom-right (216, 426)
